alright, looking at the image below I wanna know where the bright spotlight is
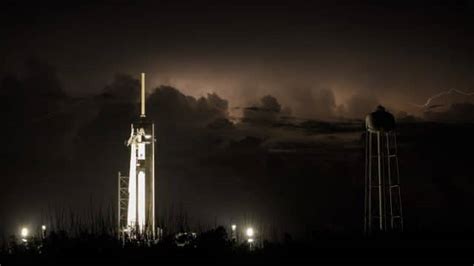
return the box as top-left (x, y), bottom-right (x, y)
top-left (21, 227), bottom-right (29, 238)
top-left (231, 224), bottom-right (236, 231)
top-left (42, 225), bottom-right (47, 231)
top-left (247, 238), bottom-right (254, 243)
top-left (246, 227), bottom-right (254, 237)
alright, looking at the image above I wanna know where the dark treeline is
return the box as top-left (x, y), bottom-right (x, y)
top-left (3, 228), bottom-right (474, 264)
top-left (2, 206), bottom-right (474, 264)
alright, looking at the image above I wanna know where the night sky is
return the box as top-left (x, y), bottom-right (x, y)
top-left (1, 0), bottom-right (474, 239)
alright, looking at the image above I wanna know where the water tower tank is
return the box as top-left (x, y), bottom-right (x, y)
top-left (364, 105), bottom-right (403, 234)
top-left (365, 105), bottom-right (396, 132)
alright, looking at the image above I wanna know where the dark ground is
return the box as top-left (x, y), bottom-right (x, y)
top-left (3, 228), bottom-right (474, 264)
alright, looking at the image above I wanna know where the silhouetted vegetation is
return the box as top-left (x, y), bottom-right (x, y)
top-left (3, 220), bottom-right (474, 264)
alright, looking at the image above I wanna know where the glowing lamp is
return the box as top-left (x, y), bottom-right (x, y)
top-left (21, 227), bottom-right (29, 238)
top-left (246, 227), bottom-right (254, 237)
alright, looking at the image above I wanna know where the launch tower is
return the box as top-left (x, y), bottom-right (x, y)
top-left (118, 73), bottom-right (155, 239)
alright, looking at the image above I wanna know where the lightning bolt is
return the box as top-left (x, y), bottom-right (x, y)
top-left (412, 88), bottom-right (474, 109)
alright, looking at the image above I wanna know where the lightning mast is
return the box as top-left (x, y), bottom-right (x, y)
top-left (118, 73), bottom-right (156, 240)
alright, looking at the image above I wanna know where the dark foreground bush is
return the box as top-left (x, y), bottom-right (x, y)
top-left (3, 230), bottom-right (474, 264)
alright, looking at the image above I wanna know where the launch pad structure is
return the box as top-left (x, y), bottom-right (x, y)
top-left (116, 78), bottom-right (403, 240)
top-left (118, 73), bottom-right (156, 240)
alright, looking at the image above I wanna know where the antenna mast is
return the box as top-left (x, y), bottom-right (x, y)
top-left (140, 73), bottom-right (146, 118)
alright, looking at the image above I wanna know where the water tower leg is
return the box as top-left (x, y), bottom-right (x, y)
top-left (376, 132), bottom-right (384, 231)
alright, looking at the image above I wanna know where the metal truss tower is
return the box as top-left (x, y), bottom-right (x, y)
top-left (364, 106), bottom-right (404, 235)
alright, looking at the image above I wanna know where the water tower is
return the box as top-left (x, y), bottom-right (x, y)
top-left (364, 106), bottom-right (403, 234)
top-left (118, 73), bottom-right (156, 239)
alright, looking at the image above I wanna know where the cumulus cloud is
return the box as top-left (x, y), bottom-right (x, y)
top-left (147, 85), bottom-right (229, 128)
top-left (341, 92), bottom-right (379, 119)
top-left (288, 87), bottom-right (337, 119)
top-left (242, 95), bottom-right (282, 125)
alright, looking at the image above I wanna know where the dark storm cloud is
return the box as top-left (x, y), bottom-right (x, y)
top-left (424, 102), bottom-right (474, 122)
top-left (286, 87), bottom-right (338, 119)
top-left (0, 58), bottom-right (71, 164)
top-left (147, 86), bottom-right (229, 128)
top-left (4, 52), bottom-right (474, 240)
top-left (2, 1), bottom-right (474, 119)
top-left (341, 92), bottom-right (379, 119)
top-left (0, 59), bottom-right (78, 237)
top-left (242, 95), bottom-right (283, 124)
top-left (100, 74), bottom-right (140, 103)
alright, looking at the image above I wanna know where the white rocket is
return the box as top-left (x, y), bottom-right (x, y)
top-left (125, 73), bottom-right (155, 236)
